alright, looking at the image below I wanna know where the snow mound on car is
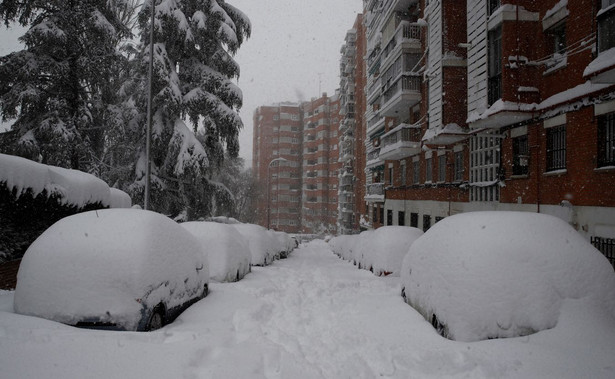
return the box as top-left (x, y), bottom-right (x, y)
top-left (182, 221), bottom-right (251, 282)
top-left (330, 226), bottom-right (422, 276)
top-left (14, 209), bottom-right (208, 329)
top-left (401, 211), bottom-right (615, 342)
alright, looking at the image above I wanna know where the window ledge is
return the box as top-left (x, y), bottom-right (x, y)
top-left (543, 169), bottom-right (567, 176)
top-left (594, 166), bottom-right (615, 173)
top-left (510, 174), bottom-right (529, 179)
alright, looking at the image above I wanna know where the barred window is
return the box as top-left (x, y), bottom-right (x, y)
top-left (546, 125), bottom-right (566, 171)
top-left (598, 112), bottom-right (615, 167)
top-left (512, 135), bottom-right (529, 175)
top-left (454, 151), bottom-right (464, 181)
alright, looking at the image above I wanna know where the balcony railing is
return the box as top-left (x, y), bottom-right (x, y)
top-left (379, 125), bottom-right (422, 160)
top-left (366, 182), bottom-right (384, 196)
top-left (382, 74), bottom-right (421, 104)
top-left (382, 22), bottom-right (421, 61)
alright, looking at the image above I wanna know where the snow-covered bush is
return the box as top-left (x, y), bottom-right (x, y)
top-left (0, 153), bottom-right (125, 263)
top-left (401, 211), bottom-right (615, 342)
top-left (14, 209), bottom-right (209, 331)
top-left (181, 221), bottom-right (251, 282)
top-left (109, 188), bottom-right (132, 208)
top-left (231, 224), bottom-right (278, 266)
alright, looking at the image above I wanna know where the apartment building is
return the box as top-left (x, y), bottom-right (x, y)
top-left (302, 94), bottom-right (342, 234)
top-left (360, 0), bottom-right (615, 262)
top-left (253, 104), bottom-right (303, 233)
top-left (253, 94), bottom-right (341, 234)
top-left (338, 14), bottom-right (368, 234)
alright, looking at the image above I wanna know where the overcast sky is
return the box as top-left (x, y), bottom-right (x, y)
top-left (0, 0), bottom-right (364, 166)
top-left (230, 0), bottom-right (363, 166)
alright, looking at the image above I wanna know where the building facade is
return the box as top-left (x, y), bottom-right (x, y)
top-left (338, 14), bottom-right (368, 234)
top-left (253, 103), bottom-right (303, 233)
top-left (360, 0), bottom-right (615, 263)
top-left (253, 95), bottom-right (341, 234)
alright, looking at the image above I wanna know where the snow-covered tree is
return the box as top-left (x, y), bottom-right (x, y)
top-left (0, 0), bottom-right (131, 173)
top-left (129, 0), bottom-right (250, 217)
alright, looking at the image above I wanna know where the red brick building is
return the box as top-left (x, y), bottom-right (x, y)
top-left (338, 14), bottom-right (368, 234)
top-left (360, 0), bottom-right (615, 264)
top-left (252, 94), bottom-right (341, 234)
top-left (253, 104), bottom-right (303, 232)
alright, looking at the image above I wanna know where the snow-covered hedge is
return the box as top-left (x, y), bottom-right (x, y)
top-left (329, 226), bottom-right (423, 276)
top-left (14, 209), bottom-right (208, 331)
top-left (0, 153), bottom-right (131, 263)
top-left (401, 211), bottom-right (615, 342)
top-left (181, 221), bottom-right (251, 282)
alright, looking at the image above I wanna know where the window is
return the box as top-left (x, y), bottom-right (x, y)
top-left (470, 135), bottom-right (501, 202)
top-left (513, 135), bottom-right (529, 175)
top-left (598, 112), bottom-right (615, 167)
top-left (373, 205), bottom-right (378, 223)
top-left (398, 211), bottom-right (405, 226)
top-left (388, 166), bottom-right (394, 186)
top-left (400, 161), bottom-right (407, 186)
top-left (423, 215), bottom-right (431, 232)
top-left (488, 26), bottom-right (502, 106)
top-left (550, 23), bottom-right (566, 55)
top-left (454, 151), bottom-right (464, 181)
top-left (425, 158), bottom-right (433, 182)
top-left (379, 207), bottom-right (384, 224)
top-left (487, 0), bottom-right (500, 16)
top-left (546, 125), bottom-right (566, 171)
top-left (410, 212), bottom-right (419, 228)
top-left (413, 160), bottom-right (420, 184)
top-left (435, 216), bottom-right (444, 223)
top-left (387, 210), bottom-right (393, 226)
top-left (598, 1), bottom-right (615, 53)
top-left (438, 155), bottom-right (446, 182)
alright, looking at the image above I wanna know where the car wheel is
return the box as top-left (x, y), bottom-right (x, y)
top-left (147, 308), bottom-right (164, 331)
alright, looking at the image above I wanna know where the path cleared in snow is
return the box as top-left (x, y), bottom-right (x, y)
top-left (1, 240), bottom-right (614, 378)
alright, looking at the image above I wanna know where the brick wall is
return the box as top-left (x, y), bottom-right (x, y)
top-left (0, 259), bottom-right (20, 290)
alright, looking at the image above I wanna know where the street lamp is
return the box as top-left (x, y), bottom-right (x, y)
top-left (267, 157), bottom-right (287, 229)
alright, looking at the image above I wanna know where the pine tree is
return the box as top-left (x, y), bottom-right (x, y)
top-left (0, 0), bottom-right (130, 173)
top-left (130, 0), bottom-right (250, 217)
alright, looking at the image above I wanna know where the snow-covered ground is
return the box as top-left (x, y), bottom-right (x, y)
top-left (1, 240), bottom-right (614, 378)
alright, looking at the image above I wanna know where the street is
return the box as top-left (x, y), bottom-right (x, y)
top-left (1, 240), bottom-right (614, 378)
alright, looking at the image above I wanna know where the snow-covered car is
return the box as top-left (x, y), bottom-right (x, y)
top-left (400, 211), bottom-right (615, 342)
top-left (272, 231), bottom-right (295, 259)
top-left (13, 209), bottom-right (209, 331)
top-left (231, 224), bottom-right (277, 266)
top-left (329, 227), bottom-right (423, 276)
top-left (181, 221), bottom-right (251, 282)
top-left (366, 226), bottom-right (423, 276)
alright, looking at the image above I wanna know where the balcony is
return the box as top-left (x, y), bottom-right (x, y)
top-left (367, 114), bottom-right (385, 135)
top-left (366, 149), bottom-right (383, 169)
top-left (365, 183), bottom-right (385, 202)
top-left (380, 74), bottom-right (421, 119)
top-left (378, 124), bottom-right (422, 160)
top-left (382, 21), bottom-right (421, 63)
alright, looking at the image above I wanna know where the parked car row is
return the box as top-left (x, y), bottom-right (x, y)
top-left (13, 209), bottom-right (296, 332)
top-left (330, 212), bottom-right (615, 342)
top-left (328, 226), bottom-right (423, 276)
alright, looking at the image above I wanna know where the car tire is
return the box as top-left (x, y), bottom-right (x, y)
top-left (147, 307), bottom-right (164, 331)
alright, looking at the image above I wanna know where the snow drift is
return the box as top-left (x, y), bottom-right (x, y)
top-left (400, 211), bottom-right (615, 342)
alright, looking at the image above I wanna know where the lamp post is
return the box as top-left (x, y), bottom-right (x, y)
top-left (144, 0), bottom-right (155, 210)
top-left (267, 157), bottom-right (287, 229)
